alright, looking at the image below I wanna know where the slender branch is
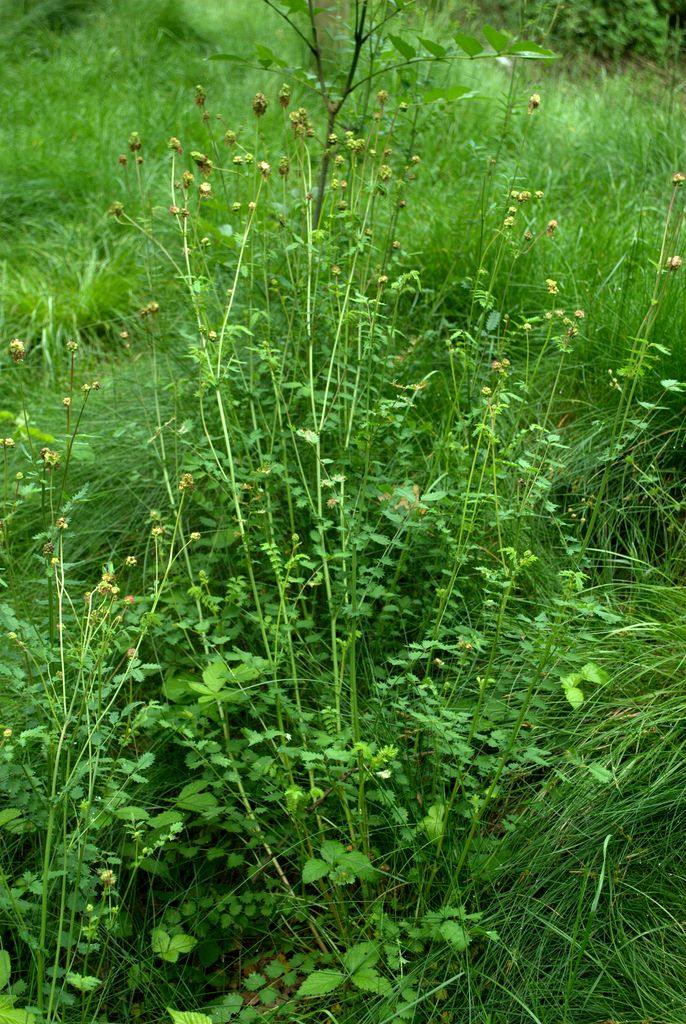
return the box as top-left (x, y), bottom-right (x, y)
top-left (307, 0), bottom-right (331, 105)
top-left (261, 0), bottom-right (317, 54)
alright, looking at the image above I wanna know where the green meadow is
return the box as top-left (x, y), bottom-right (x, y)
top-left (1, 2), bottom-right (686, 1023)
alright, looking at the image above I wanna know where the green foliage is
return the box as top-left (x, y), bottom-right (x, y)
top-left (2, 1), bottom-right (686, 1023)
top-left (553, 0), bottom-right (677, 59)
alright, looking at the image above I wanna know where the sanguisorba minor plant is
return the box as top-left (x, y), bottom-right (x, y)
top-left (92, 6), bottom-right (616, 1021)
top-left (18, 4), bottom-right (686, 1023)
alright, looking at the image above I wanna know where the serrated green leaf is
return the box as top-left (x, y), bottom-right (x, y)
top-left (168, 1010), bottom-right (213, 1024)
top-left (302, 858), bottom-right (329, 884)
top-left (439, 920), bottom-right (471, 950)
top-left (350, 967), bottom-right (392, 995)
top-left (418, 36), bottom-right (446, 57)
top-left (175, 784), bottom-right (218, 815)
top-left (153, 929), bottom-right (197, 963)
top-left (454, 32), bottom-right (483, 56)
top-left (580, 662), bottom-right (609, 685)
top-left (421, 802), bottom-right (446, 842)
top-left (486, 310), bottom-right (501, 332)
top-left (243, 972), bottom-right (265, 992)
top-left (344, 942), bottom-right (379, 974)
top-left (296, 970), bottom-right (345, 997)
top-left (338, 850), bottom-right (378, 881)
top-left (586, 762), bottom-right (613, 784)
top-left (482, 24), bottom-right (509, 52)
top-left (388, 33), bottom-right (416, 59)
top-left (163, 674), bottom-right (196, 703)
top-left (0, 810), bottom-right (22, 829)
top-left (0, 952), bottom-right (10, 989)
top-left (113, 806), bottom-right (149, 820)
top-left (563, 685), bottom-right (584, 710)
top-left (0, 1008), bottom-right (34, 1024)
top-left (65, 973), bottom-right (101, 992)
top-left (320, 840), bottom-right (346, 865)
top-left (660, 378), bottom-right (685, 392)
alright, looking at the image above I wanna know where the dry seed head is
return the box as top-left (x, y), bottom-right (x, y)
top-left (99, 869), bottom-right (117, 888)
top-left (190, 531), bottom-right (201, 541)
top-left (278, 83), bottom-right (291, 109)
top-left (377, 89), bottom-right (390, 106)
top-left (278, 157), bottom-right (289, 178)
top-left (168, 204), bottom-right (180, 215)
top-left (379, 164), bottom-right (392, 182)
top-left (528, 93), bottom-right (541, 114)
top-left (136, 156), bottom-right (143, 165)
top-left (9, 339), bottom-right (26, 363)
top-left (179, 472), bottom-right (195, 492)
top-left (672, 172), bottom-right (685, 185)
top-left (667, 255), bottom-right (682, 270)
top-left (40, 447), bottom-right (60, 469)
top-left (252, 91), bottom-right (268, 117)
top-left (524, 229), bottom-right (533, 241)
top-left (191, 151), bottom-right (213, 175)
top-left (67, 339), bottom-right (78, 352)
top-left (2, 438), bottom-right (14, 448)
top-left (574, 309), bottom-right (585, 319)
top-left (55, 517), bottom-right (68, 530)
top-left (125, 555), bottom-right (137, 566)
top-left (118, 153), bottom-right (127, 166)
top-left (391, 240), bottom-right (401, 250)
top-left (2, 729), bottom-right (11, 739)
top-left (258, 160), bottom-right (271, 178)
top-left (168, 136), bottom-right (183, 154)
top-left (128, 131), bottom-right (142, 152)
top-left (546, 278), bottom-right (559, 294)
top-left (231, 201), bottom-right (241, 212)
top-left (195, 84), bottom-right (206, 107)
top-left (198, 182), bottom-right (213, 199)
top-left (182, 170), bottom-right (194, 188)
top-left (534, 190), bottom-right (544, 199)
top-left (232, 155), bottom-right (243, 166)
top-left (547, 219), bottom-right (558, 236)
top-left (503, 216), bottom-right (515, 228)
top-left (224, 130), bottom-right (237, 146)
top-left (126, 647), bottom-right (137, 660)
top-left (398, 101), bottom-right (409, 112)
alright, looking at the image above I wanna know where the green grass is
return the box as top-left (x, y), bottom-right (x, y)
top-left (1, 3), bottom-right (686, 1024)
